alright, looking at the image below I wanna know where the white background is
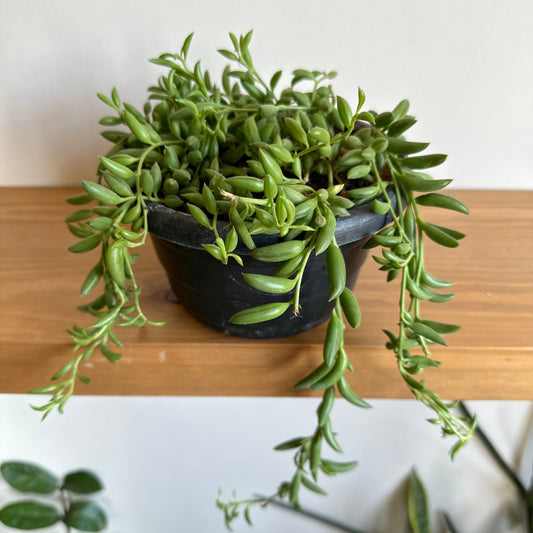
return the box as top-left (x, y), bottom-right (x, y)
top-left (1, 1), bottom-right (532, 532)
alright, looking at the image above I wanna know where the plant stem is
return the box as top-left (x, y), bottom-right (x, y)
top-left (255, 495), bottom-right (370, 533)
top-left (458, 402), bottom-right (527, 498)
top-left (459, 401), bottom-right (533, 531)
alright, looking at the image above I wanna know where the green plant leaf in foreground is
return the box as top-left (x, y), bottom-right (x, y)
top-left (0, 462), bottom-right (58, 494)
top-left (0, 501), bottom-right (61, 530)
top-left (62, 470), bottom-right (104, 494)
top-left (64, 501), bottom-right (107, 532)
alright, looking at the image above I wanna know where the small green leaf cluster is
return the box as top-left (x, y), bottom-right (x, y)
top-left (34, 31), bottom-right (474, 525)
top-left (0, 461), bottom-right (106, 531)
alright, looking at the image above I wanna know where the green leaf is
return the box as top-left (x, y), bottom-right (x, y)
top-left (99, 156), bottom-right (136, 180)
top-left (187, 203), bottom-right (211, 229)
top-left (320, 458), bottom-right (358, 474)
top-left (83, 180), bottom-right (124, 205)
top-left (386, 138), bottom-right (429, 155)
top-left (323, 312), bottom-right (343, 366)
top-left (398, 174), bottom-right (452, 193)
top-left (0, 501), bottom-right (61, 530)
top-left (337, 377), bottom-right (371, 408)
top-left (336, 95), bottom-right (352, 128)
top-left (273, 437), bottom-right (306, 451)
top-left (242, 273), bottom-right (296, 294)
top-left (64, 501), bottom-right (107, 532)
top-left (259, 149), bottom-right (284, 183)
top-left (285, 117), bottom-right (308, 146)
top-left (229, 301), bottom-right (291, 325)
top-left (410, 321), bottom-right (447, 346)
top-left (371, 199), bottom-right (389, 215)
top-left (250, 240), bottom-right (305, 262)
top-left (101, 344), bottom-right (122, 363)
top-left (347, 164), bottom-right (371, 180)
top-left (105, 242), bottom-right (126, 287)
top-left (315, 207), bottom-right (336, 255)
top-left (65, 210), bottom-right (94, 223)
top-left (402, 153), bottom-right (447, 169)
top-left (66, 193), bottom-right (94, 206)
top-left (326, 243), bottom-right (346, 301)
top-left (1, 462), bottom-right (58, 494)
top-left (181, 32), bottom-right (194, 58)
top-left (408, 470), bottom-right (431, 533)
top-left (225, 176), bottom-right (265, 193)
top-left (68, 233), bottom-right (102, 254)
top-left (339, 287), bottom-right (361, 328)
top-left (104, 173), bottom-right (133, 198)
top-left (416, 193), bottom-right (469, 214)
top-left (388, 117), bottom-right (417, 137)
top-left (392, 99), bottom-right (409, 120)
top-left (421, 222), bottom-right (459, 248)
top-left (419, 319), bottom-right (461, 335)
top-left (62, 470), bottom-right (103, 494)
top-left (81, 262), bottom-right (103, 296)
top-left (301, 476), bottom-right (327, 495)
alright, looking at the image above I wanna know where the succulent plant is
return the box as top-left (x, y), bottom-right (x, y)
top-left (31, 31), bottom-right (474, 525)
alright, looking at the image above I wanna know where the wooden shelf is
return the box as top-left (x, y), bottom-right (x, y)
top-left (1, 188), bottom-right (532, 399)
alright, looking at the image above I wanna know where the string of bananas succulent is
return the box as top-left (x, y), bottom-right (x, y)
top-left (31, 32), bottom-right (475, 525)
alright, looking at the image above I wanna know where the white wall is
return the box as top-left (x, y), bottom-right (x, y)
top-left (0, 0), bottom-right (532, 188)
top-left (1, 2), bottom-right (532, 532)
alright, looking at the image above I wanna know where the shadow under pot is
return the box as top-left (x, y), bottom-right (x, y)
top-left (146, 191), bottom-right (396, 339)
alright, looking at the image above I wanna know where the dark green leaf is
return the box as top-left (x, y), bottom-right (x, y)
top-left (187, 203), bottom-right (211, 229)
top-left (66, 194), bottom-right (93, 206)
top-left (326, 243), bottom-right (346, 301)
top-left (320, 458), bottom-right (358, 474)
top-left (339, 287), bottom-right (361, 328)
top-left (421, 222), bottom-right (459, 248)
top-left (410, 321), bottom-right (447, 346)
top-left (387, 138), bottom-right (429, 155)
top-left (104, 173), bottom-right (133, 198)
top-left (81, 262), bottom-right (103, 296)
top-left (337, 377), bottom-right (370, 408)
top-left (62, 470), bottom-right (103, 494)
top-left (323, 312), bottom-right (343, 366)
top-left (105, 242), bottom-right (126, 287)
top-left (315, 208), bottom-right (336, 255)
top-left (64, 501), bottom-right (107, 532)
top-left (398, 174), bottom-right (452, 192)
top-left (65, 210), bottom-right (94, 223)
top-left (242, 273), bottom-right (296, 294)
top-left (229, 301), bottom-right (291, 324)
top-left (0, 501), bottom-right (61, 530)
top-left (68, 233), bottom-right (102, 254)
top-left (83, 181), bottom-right (124, 205)
top-left (1, 462), bottom-right (58, 494)
top-left (402, 153), bottom-right (447, 169)
top-left (99, 156), bottom-right (136, 180)
top-left (416, 193), bottom-right (469, 214)
top-left (250, 240), bottom-right (305, 262)
top-left (101, 344), bottom-right (122, 363)
top-left (273, 437), bottom-right (306, 451)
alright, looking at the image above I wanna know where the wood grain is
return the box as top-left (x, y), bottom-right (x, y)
top-left (1, 188), bottom-right (532, 399)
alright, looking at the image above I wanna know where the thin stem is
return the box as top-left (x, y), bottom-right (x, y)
top-left (256, 496), bottom-right (370, 533)
top-left (458, 402), bottom-right (527, 499)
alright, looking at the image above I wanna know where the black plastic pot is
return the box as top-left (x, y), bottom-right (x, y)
top-left (146, 192), bottom-right (396, 339)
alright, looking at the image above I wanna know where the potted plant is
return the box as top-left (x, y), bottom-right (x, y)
top-left (31, 32), bottom-right (474, 523)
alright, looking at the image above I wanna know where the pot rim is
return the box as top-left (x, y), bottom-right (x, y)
top-left (146, 187), bottom-right (396, 251)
